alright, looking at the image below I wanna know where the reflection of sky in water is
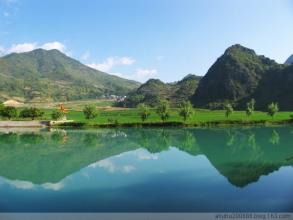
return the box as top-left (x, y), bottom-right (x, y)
top-left (0, 127), bottom-right (292, 212)
top-left (0, 147), bottom-right (292, 212)
top-left (0, 148), bottom-right (219, 192)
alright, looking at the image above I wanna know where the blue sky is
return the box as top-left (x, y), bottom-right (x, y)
top-left (0, 0), bottom-right (293, 82)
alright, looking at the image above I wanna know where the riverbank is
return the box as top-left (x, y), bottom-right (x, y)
top-left (54, 118), bottom-right (293, 128)
top-left (0, 120), bottom-right (73, 128)
top-left (1, 108), bottom-right (293, 128)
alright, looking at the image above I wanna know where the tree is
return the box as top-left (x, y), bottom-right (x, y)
top-left (179, 101), bottom-right (194, 121)
top-left (19, 107), bottom-right (44, 120)
top-left (267, 102), bottom-right (279, 119)
top-left (156, 100), bottom-right (170, 122)
top-left (83, 105), bottom-right (98, 119)
top-left (246, 99), bottom-right (255, 117)
top-left (137, 103), bottom-right (151, 122)
top-left (0, 103), bottom-right (4, 118)
top-left (224, 103), bottom-right (233, 118)
top-left (51, 110), bottom-right (64, 120)
top-left (1, 106), bottom-right (18, 120)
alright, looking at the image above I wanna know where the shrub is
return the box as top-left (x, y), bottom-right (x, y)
top-left (179, 101), bottom-right (194, 121)
top-left (246, 99), bottom-right (255, 117)
top-left (0, 103), bottom-right (4, 118)
top-left (1, 106), bottom-right (18, 120)
top-left (137, 103), bottom-right (151, 122)
top-left (51, 110), bottom-right (64, 120)
top-left (156, 100), bottom-right (170, 122)
top-left (267, 102), bottom-right (279, 118)
top-left (224, 103), bottom-right (233, 118)
top-left (19, 107), bottom-right (44, 120)
top-left (83, 105), bottom-right (98, 119)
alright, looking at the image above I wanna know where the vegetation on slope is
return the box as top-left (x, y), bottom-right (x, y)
top-left (191, 44), bottom-right (279, 109)
top-left (122, 74), bottom-right (201, 107)
top-left (0, 49), bottom-right (140, 102)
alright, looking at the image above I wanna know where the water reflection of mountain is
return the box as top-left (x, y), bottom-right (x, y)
top-left (0, 130), bottom-right (138, 184)
top-left (0, 127), bottom-right (292, 187)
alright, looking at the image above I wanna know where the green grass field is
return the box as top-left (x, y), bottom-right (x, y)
top-left (40, 108), bottom-right (293, 126)
top-left (22, 99), bottom-right (115, 110)
top-left (4, 98), bottom-right (293, 126)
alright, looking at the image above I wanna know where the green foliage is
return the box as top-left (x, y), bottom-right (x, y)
top-left (19, 107), bottom-right (44, 120)
top-left (191, 44), bottom-right (282, 109)
top-left (224, 103), bottom-right (234, 118)
top-left (0, 106), bottom-right (18, 120)
top-left (267, 102), bottom-right (279, 118)
top-left (137, 103), bottom-right (151, 122)
top-left (179, 101), bottom-right (194, 121)
top-left (0, 49), bottom-right (139, 102)
top-left (123, 75), bottom-right (201, 107)
top-left (51, 110), bottom-right (64, 120)
top-left (246, 99), bottom-right (255, 117)
top-left (83, 105), bottom-right (98, 119)
top-left (0, 103), bottom-right (4, 115)
top-left (156, 100), bottom-right (170, 122)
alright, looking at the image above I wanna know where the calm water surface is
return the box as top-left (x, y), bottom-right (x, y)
top-left (0, 126), bottom-right (292, 212)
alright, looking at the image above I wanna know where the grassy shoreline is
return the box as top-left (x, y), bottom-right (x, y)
top-left (2, 106), bottom-right (293, 128)
top-left (54, 118), bottom-right (293, 128)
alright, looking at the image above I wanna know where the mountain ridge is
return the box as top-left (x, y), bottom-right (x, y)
top-left (0, 49), bottom-right (140, 102)
top-left (285, 54), bottom-right (293, 65)
top-left (191, 44), bottom-right (293, 110)
top-left (122, 74), bottom-right (202, 107)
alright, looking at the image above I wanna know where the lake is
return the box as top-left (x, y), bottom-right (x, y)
top-left (0, 126), bottom-right (292, 212)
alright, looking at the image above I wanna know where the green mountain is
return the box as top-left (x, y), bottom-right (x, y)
top-left (122, 74), bottom-right (202, 107)
top-left (191, 44), bottom-right (293, 110)
top-left (0, 49), bottom-right (140, 102)
top-left (285, 54), bottom-right (293, 65)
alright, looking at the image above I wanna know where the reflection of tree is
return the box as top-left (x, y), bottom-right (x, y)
top-left (196, 127), bottom-right (293, 187)
top-left (0, 130), bottom-right (137, 184)
top-left (247, 133), bottom-right (257, 150)
top-left (226, 130), bottom-right (235, 147)
top-left (51, 130), bottom-right (68, 145)
top-left (0, 127), bottom-right (292, 188)
top-left (0, 133), bottom-right (18, 144)
top-left (176, 130), bottom-right (199, 155)
top-left (139, 129), bottom-right (171, 153)
top-left (82, 133), bottom-right (100, 147)
top-left (19, 133), bottom-right (45, 145)
top-left (269, 130), bottom-right (280, 145)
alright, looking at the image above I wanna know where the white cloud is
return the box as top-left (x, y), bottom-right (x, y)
top-left (9, 180), bottom-right (34, 190)
top-left (136, 68), bottom-right (157, 78)
top-left (89, 159), bottom-right (136, 174)
top-left (101, 68), bottom-right (157, 82)
top-left (0, 45), bottom-right (5, 55)
top-left (81, 51), bottom-right (90, 61)
top-left (137, 152), bottom-right (158, 161)
top-left (41, 41), bottom-right (66, 52)
top-left (42, 182), bottom-right (64, 191)
top-left (3, 41), bottom-right (67, 54)
top-left (119, 57), bottom-right (135, 65)
top-left (87, 56), bottom-right (135, 72)
top-left (120, 149), bottom-right (159, 160)
top-left (7, 42), bottom-right (37, 53)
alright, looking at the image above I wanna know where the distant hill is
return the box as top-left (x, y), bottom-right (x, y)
top-left (190, 44), bottom-right (293, 110)
top-left (0, 49), bottom-right (140, 102)
top-left (285, 54), bottom-right (293, 65)
top-left (122, 74), bottom-right (202, 107)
